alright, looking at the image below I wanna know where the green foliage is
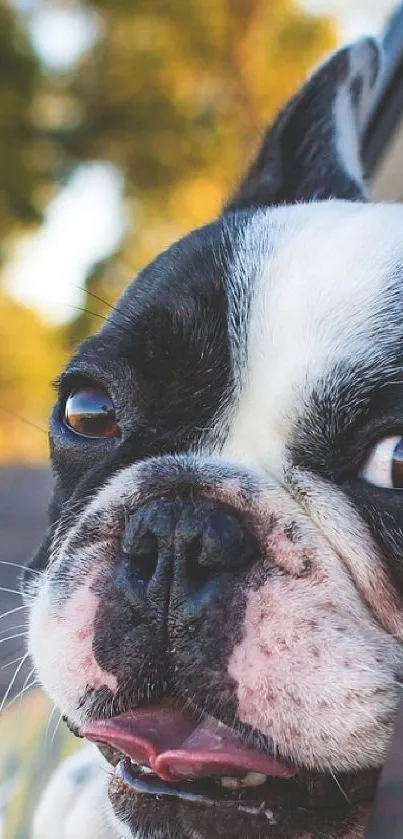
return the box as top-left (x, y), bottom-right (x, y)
top-left (0, 3), bottom-right (47, 242)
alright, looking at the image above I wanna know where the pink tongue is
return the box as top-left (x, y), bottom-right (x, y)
top-left (82, 706), bottom-right (296, 783)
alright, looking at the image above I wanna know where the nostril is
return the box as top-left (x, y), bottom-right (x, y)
top-left (133, 530), bottom-right (159, 582)
top-left (184, 533), bottom-right (211, 589)
top-left (182, 509), bottom-right (259, 590)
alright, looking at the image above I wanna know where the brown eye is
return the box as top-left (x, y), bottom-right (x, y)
top-left (64, 387), bottom-right (120, 439)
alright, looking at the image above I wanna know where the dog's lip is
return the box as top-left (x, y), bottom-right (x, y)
top-left (81, 705), bottom-right (296, 783)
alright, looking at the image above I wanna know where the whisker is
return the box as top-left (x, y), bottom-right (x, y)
top-left (0, 650), bottom-right (30, 714)
top-left (0, 561), bottom-right (41, 576)
top-left (61, 302), bottom-right (132, 337)
top-left (0, 587), bottom-right (23, 597)
top-left (0, 655), bottom-right (25, 671)
top-left (64, 302), bottom-right (111, 322)
top-left (71, 282), bottom-right (135, 333)
top-left (5, 676), bottom-right (39, 713)
top-left (330, 771), bottom-right (352, 806)
top-left (49, 711), bottom-right (64, 748)
top-left (0, 604), bottom-right (30, 622)
top-left (0, 623), bottom-right (28, 636)
top-left (0, 405), bottom-right (47, 435)
top-left (0, 632), bottom-right (27, 645)
top-left (19, 665), bottom-right (36, 702)
top-left (44, 703), bottom-right (58, 747)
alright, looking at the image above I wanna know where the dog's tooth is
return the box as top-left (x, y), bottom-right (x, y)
top-left (132, 761), bottom-right (154, 775)
top-left (219, 773), bottom-right (267, 789)
top-left (219, 776), bottom-right (243, 789)
top-left (240, 772), bottom-right (268, 788)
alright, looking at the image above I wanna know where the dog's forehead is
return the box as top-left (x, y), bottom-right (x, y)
top-left (73, 199), bottom-right (403, 462)
top-left (225, 200), bottom-right (403, 469)
top-left (243, 200), bottom-right (403, 358)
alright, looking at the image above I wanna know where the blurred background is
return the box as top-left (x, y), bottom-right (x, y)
top-left (0, 0), bottom-right (401, 835)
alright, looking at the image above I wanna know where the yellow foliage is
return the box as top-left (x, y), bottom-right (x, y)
top-left (0, 690), bottom-right (79, 838)
top-left (0, 292), bottom-right (65, 463)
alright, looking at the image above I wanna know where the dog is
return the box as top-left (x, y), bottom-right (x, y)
top-left (25, 36), bottom-right (403, 839)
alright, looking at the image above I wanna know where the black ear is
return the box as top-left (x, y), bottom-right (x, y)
top-left (226, 38), bottom-right (381, 211)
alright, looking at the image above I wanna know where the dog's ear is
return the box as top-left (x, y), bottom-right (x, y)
top-left (225, 38), bottom-right (381, 211)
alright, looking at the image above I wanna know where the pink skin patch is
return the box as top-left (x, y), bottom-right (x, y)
top-left (228, 551), bottom-right (402, 773)
top-left (29, 571), bottom-right (117, 724)
top-left (289, 469), bottom-right (403, 640)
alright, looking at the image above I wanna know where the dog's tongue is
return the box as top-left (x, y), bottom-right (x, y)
top-left (82, 706), bottom-right (295, 783)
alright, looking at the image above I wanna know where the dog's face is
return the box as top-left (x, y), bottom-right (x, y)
top-left (26, 39), bottom-right (403, 839)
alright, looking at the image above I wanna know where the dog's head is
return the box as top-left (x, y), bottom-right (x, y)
top-left (26, 39), bottom-right (403, 839)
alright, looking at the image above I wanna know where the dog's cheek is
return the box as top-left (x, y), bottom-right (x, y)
top-left (29, 574), bottom-right (117, 723)
top-left (228, 572), bottom-right (401, 773)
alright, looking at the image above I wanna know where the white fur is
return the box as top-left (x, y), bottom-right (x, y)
top-left (32, 745), bottom-right (132, 839)
top-left (223, 201), bottom-right (403, 476)
top-left (335, 39), bottom-right (380, 187)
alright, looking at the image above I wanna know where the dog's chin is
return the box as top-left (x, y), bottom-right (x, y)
top-left (106, 759), bottom-right (377, 839)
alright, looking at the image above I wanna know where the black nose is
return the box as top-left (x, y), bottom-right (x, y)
top-left (119, 499), bottom-right (258, 595)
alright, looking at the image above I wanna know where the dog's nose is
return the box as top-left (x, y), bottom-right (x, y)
top-left (119, 499), bottom-right (258, 595)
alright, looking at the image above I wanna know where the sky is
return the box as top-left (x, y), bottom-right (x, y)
top-left (4, 164), bottom-right (126, 322)
top-left (301, 0), bottom-right (396, 38)
top-left (4, 0), bottom-right (399, 324)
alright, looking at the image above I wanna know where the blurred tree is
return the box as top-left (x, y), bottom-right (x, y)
top-left (51, 0), bottom-right (335, 341)
top-left (0, 2), bottom-right (54, 244)
top-left (0, 290), bottom-right (64, 462)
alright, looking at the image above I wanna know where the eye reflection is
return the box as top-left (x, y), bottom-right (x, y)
top-left (64, 387), bottom-right (120, 439)
top-left (392, 439), bottom-right (403, 488)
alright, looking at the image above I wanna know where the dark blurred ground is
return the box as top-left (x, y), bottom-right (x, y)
top-left (0, 467), bottom-right (52, 700)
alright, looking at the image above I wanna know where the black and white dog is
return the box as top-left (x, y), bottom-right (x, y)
top-left (26, 38), bottom-right (403, 839)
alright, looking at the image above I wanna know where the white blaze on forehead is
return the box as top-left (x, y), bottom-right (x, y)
top-left (224, 201), bottom-right (403, 475)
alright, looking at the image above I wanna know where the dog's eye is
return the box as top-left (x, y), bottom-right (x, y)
top-left (63, 387), bottom-right (120, 439)
top-left (361, 436), bottom-right (403, 489)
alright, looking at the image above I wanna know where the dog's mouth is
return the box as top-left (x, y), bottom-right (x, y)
top-left (81, 704), bottom-right (379, 815)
